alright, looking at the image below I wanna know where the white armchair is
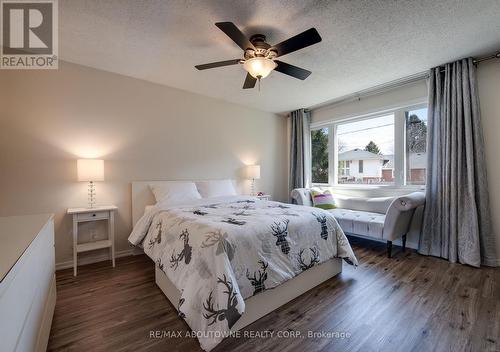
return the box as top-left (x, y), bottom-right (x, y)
top-left (291, 188), bottom-right (426, 257)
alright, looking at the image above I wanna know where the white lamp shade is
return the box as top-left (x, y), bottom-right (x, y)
top-left (246, 165), bottom-right (261, 179)
top-left (77, 159), bottom-right (104, 182)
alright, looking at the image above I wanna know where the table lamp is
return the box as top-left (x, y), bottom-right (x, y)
top-left (77, 159), bottom-right (104, 208)
top-left (245, 165), bottom-right (260, 196)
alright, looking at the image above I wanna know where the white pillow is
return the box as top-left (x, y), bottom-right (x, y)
top-left (149, 182), bottom-right (202, 205)
top-left (196, 180), bottom-right (237, 198)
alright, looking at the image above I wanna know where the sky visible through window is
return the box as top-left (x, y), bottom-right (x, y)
top-left (337, 114), bottom-right (395, 155)
top-left (409, 108), bottom-right (427, 123)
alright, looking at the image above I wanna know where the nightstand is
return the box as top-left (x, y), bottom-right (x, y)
top-left (67, 205), bottom-right (117, 276)
top-left (256, 194), bottom-right (272, 201)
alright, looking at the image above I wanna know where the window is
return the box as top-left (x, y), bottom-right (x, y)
top-left (311, 127), bottom-right (329, 184)
top-left (338, 160), bottom-right (350, 176)
top-left (405, 107), bottom-right (428, 185)
top-left (310, 104), bottom-right (427, 188)
top-left (336, 114), bottom-right (395, 185)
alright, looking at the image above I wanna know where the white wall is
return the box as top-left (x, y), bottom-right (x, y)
top-left (0, 62), bottom-right (288, 265)
top-left (477, 60), bottom-right (500, 263)
top-left (348, 159), bottom-right (382, 178)
top-left (312, 80), bottom-right (428, 125)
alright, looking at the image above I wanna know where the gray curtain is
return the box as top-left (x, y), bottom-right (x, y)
top-left (289, 109), bottom-right (311, 195)
top-left (419, 58), bottom-right (496, 267)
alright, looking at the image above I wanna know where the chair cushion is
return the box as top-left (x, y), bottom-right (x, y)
top-left (329, 208), bottom-right (385, 239)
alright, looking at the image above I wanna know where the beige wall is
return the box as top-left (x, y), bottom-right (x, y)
top-left (0, 62), bottom-right (288, 265)
top-left (477, 60), bottom-right (500, 261)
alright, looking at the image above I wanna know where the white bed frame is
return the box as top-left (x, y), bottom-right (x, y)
top-left (131, 181), bottom-right (342, 331)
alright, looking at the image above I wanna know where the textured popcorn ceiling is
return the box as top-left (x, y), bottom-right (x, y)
top-left (59, 0), bottom-right (500, 113)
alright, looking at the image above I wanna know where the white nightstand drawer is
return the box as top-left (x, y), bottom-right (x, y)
top-left (76, 211), bottom-right (108, 222)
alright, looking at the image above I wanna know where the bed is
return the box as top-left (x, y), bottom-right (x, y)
top-left (129, 181), bottom-right (357, 351)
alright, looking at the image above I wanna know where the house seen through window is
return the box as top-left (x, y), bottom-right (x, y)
top-left (337, 114), bottom-right (395, 185)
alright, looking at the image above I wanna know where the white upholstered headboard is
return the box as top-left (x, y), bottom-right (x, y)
top-left (131, 180), bottom-right (241, 226)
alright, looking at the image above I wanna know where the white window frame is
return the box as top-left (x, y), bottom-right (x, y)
top-left (310, 102), bottom-right (427, 191)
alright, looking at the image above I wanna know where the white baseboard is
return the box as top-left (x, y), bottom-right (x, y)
top-left (55, 248), bottom-right (136, 271)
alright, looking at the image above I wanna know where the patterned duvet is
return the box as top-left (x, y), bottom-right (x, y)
top-left (129, 195), bottom-right (357, 351)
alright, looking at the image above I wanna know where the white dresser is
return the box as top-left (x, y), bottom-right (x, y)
top-left (0, 214), bottom-right (56, 352)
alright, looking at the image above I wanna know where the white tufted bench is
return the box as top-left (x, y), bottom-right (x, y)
top-left (291, 188), bottom-right (426, 258)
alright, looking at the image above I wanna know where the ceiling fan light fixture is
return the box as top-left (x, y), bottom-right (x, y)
top-left (243, 57), bottom-right (277, 79)
top-left (196, 23), bottom-right (322, 89)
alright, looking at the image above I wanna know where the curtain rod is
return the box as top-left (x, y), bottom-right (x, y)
top-left (473, 52), bottom-right (500, 65)
top-left (309, 50), bottom-right (500, 112)
top-left (412, 52), bottom-right (500, 75)
top-left (437, 51), bottom-right (500, 71)
top-left (309, 71), bottom-right (428, 111)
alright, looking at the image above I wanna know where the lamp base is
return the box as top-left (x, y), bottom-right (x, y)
top-left (88, 181), bottom-right (96, 208)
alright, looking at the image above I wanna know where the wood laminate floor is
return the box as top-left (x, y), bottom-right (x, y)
top-left (48, 237), bottom-right (500, 352)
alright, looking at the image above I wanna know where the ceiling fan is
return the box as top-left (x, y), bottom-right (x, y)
top-left (195, 22), bottom-right (322, 89)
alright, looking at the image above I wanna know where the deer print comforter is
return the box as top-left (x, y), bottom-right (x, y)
top-left (129, 195), bottom-right (357, 351)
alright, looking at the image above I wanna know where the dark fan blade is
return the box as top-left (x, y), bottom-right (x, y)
top-left (243, 73), bottom-right (257, 89)
top-left (195, 59), bottom-right (241, 70)
top-left (215, 22), bottom-right (255, 51)
top-left (274, 60), bottom-right (311, 80)
top-left (271, 28), bottom-right (322, 57)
